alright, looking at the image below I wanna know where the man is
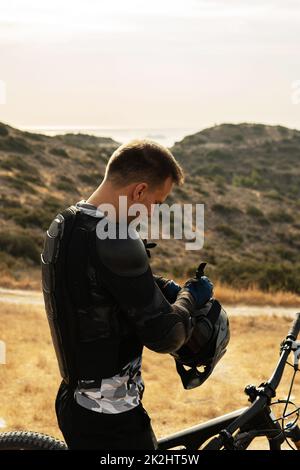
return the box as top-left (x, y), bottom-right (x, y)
top-left (44, 139), bottom-right (213, 450)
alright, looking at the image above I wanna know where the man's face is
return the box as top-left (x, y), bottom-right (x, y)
top-left (146, 176), bottom-right (174, 217)
top-left (130, 176), bottom-right (174, 220)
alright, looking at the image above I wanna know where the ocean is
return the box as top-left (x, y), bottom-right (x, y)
top-left (20, 127), bottom-right (200, 147)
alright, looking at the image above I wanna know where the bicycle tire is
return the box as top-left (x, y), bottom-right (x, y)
top-left (0, 431), bottom-right (68, 450)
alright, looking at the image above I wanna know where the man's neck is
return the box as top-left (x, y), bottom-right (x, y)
top-left (86, 181), bottom-right (115, 207)
top-left (86, 180), bottom-right (126, 222)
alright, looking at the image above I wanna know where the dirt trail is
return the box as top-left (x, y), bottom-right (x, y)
top-left (0, 287), bottom-right (44, 305)
top-left (0, 287), bottom-right (298, 318)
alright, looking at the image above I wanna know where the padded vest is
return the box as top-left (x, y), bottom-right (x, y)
top-left (41, 205), bottom-right (140, 387)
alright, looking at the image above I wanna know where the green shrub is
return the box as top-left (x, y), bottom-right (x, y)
top-left (252, 124), bottom-right (264, 134)
top-left (246, 205), bottom-right (264, 218)
top-left (233, 134), bottom-right (244, 141)
top-left (1, 196), bottom-right (63, 230)
top-left (212, 203), bottom-right (241, 215)
top-left (42, 196), bottom-right (63, 213)
top-left (0, 251), bottom-right (24, 269)
top-left (269, 210), bottom-right (294, 224)
top-left (277, 144), bottom-right (299, 153)
top-left (20, 170), bottom-right (44, 186)
top-left (277, 126), bottom-right (288, 135)
top-left (171, 264), bottom-right (186, 278)
top-left (216, 224), bottom-right (243, 242)
top-left (174, 187), bottom-right (187, 198)
top-left (246, 205), bottom-right (269, 224)
top-left (276, 230), bottom-right (300, 248)
top-left (215, 259), bottom-right (300, 294)
top-left (232, 169), bottom-right (263, 189)
top-left (23, 131), bottom-right (45, 142)
top-left (0, 136), bottom-right (31, 153)
top-left (276, 247), bottom-right (296, 262)
top-left (207, 149), bottom-right (234, 161)
top-left (55, 175), bottom-right (78, 193)
top-left (78, 172), bottom-right (102, 185)
top-left (1, 154), bottom-right (34, 172)
top-left (0, 175), bottom-right (37, 193)
top-left (287, 185), bottom-right (300, 197)
top-left (264, 190), bottom-right (283, 201)
top-left (0, 230), bottom-right (40, 264)
top-left (202, 164), bottom-right (226, 175)
top-left (36, 154), bottom-right (55, 167)
top-left (2, 207), bottom-right (53, 230)
top-left (209, 175), bottom-right (227, 191)
top-left (191, 183), bottom-right (207, 195)
top-left (0, 196), bottom-right (21, 208)
top-left (50, 147), bottom-right (69, 158)
top-left (0, 124), bottom-right (9, 136)
top-left (0, 157), bottom-right (43, 185)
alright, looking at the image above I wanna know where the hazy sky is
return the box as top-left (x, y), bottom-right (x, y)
top-left (0, 0), bottom-right (300, 130)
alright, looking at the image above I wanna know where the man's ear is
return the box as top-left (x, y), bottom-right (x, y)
top-left (132, 182), bottom-right (148, 201)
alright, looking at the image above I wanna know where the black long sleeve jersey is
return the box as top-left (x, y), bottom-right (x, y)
top-left (68, 200), bottom-right (196, 414)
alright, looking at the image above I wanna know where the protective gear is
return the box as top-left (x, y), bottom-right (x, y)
top-left (41, 204), bottom-right (143, 387)
top-left (41, 205), bottom-right (80, 385)
top-left (41, 203), bottom-right (197, 394)
top-left (153, 275), bottom-right (181, 304)
top-left (95, 228), bottom-right (195, 354)
top-left (171, 298), bottom-right (230, 389)
top-left (143, 239), bottom-right (181, 304)
top-left (183, 275), bottom-right (214, 307)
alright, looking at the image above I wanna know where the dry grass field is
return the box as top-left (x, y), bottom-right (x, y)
top-left (1, 268), bottom-right (300, 307)
top-left (0, 300), bottom-right (299, 449)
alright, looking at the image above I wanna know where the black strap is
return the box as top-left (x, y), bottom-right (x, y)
top-left (207, 299), bottom-right (221, 326)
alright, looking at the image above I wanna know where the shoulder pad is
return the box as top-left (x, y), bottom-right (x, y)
top-left (42, 205), bottom-right (79, 263)
top-left (95, 230), bottom-right (149, 277)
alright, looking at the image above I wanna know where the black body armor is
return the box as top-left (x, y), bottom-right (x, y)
top-left (41, 205), bottom-right (196, 387)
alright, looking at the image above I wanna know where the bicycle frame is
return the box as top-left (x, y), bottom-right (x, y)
top-left (158, 313), bottom-right (300, 451)
top-left (201, 313), bottom-right (300, 450)
top-left (157, 406), bottom-right (286, 450)
top-left (157, 408), bottom-right (247, 450)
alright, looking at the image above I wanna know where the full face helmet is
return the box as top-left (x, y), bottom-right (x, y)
top-left (171, 299), bottom-right (230, 389)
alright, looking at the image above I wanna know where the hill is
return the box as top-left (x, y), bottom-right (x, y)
top-left (0, 121), bottom-right (299, 293)
top-left (169, 123), bottom-right (300, 292)
top-left (0, 122), bottom-right (119, 287)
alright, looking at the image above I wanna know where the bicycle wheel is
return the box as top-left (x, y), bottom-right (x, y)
top-left (0, 431), bottom-right (67, 450)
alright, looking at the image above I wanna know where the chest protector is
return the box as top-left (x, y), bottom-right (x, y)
top-left (41, 205), bottom-right (130, 387)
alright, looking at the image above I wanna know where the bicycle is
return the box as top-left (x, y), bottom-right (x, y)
top-left (158, 312), bottom-right (300, 450)
top-left (0, 431), bottom-right (67, 450)
top-left (0, 313), bottom-right (299, 450)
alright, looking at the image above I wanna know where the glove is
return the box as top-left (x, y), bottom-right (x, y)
top-left (183, 262), bottom-right (213, 307)
top-left (164, 279), bottom-right (181, 303)
top-left (184, 276), bottom-right (213, 307)
top-left (154, 275), bottom-right (181, 304)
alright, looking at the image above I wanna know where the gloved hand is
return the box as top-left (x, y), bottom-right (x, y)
top-left (184, 276), bottom-right (214, 307)
top-left (183, 263), bottom-right (213, 307)
top-left (154, 275), bottom-right (181, 304)
top-left (164, 279), bottom-right (181, 303)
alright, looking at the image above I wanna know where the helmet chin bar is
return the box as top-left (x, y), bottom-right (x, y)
top-left (174, 360), bottom-right (212, 390)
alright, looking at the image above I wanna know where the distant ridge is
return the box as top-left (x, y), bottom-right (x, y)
top-left (0, 121), bottom-right (299, 293)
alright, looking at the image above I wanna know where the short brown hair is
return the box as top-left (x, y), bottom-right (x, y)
top-left (105, 139), bottom-right (184, 187)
